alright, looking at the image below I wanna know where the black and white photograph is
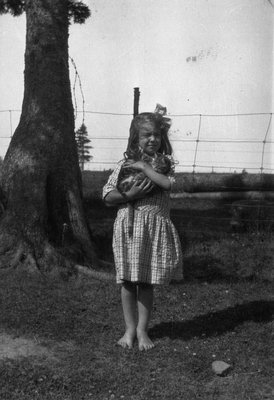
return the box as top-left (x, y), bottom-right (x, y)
top-left (0, 1), bottom-right (273, 399)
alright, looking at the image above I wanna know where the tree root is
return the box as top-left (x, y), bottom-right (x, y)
top-left (76, 264), bottom-right (115, 282)
top-left (0, 230), bottom-right (115, 282)
top-left (0, 200), bottom-right (4, 217)
top-left (0, 232), bottom-right (74, 278)
top-left (8, 241), bottom-right (25, 269)
top-left (23, 252), bottom-right (39, 272)
top-left (32, 242), bottom-right (77, 279)
top-left (0, 234), bottom-right (25, 269)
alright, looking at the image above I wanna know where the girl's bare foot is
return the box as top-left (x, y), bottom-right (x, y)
top-left (117, 330), bottom-right (136, 349)
top-left (137, 330), bottom-right (155, 351)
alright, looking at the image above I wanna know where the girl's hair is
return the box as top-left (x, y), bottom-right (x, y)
top-left (124, 112), bottom-right (173, 160)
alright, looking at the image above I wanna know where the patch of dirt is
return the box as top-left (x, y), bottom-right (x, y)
top-left (0, 333), bottom-right (74, 361)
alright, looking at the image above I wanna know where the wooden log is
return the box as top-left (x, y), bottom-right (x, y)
top-left (174, 173), bottom-right (274, 193)
top-left (171, 191), bottom-right (274, 200)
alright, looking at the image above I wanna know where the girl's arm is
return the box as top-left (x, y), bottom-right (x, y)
top-left (123, 161), bottom-right (171, 191)
top-left (104, 178), bottom-right (154, 206)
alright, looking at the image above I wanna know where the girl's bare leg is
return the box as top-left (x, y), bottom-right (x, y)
top-left (137, 283), bottom-right (155, 351)
top-left (118, 281), bottom-right (137, 349)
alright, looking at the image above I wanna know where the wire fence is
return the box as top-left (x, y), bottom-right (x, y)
top-left (1, 109), bottom-right (274, 233)
top-left (0, 109), bottom-right (273, 174)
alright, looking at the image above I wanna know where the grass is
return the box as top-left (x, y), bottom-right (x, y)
top-left (0, 198), bottom-right (274, 399)
top-left (0, 270), bottom-right (273, 400)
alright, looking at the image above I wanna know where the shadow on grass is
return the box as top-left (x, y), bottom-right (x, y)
top-left (184, 255), bottom-right (232, 282)
top-left (184, 254), bottom-right (257, 283)
top-left (150, 300), bottom-right (274, 340)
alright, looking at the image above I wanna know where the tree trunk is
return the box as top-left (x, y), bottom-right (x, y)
top-left (0, 0), bottom-right (98, 276)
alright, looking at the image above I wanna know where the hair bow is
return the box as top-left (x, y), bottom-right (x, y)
top-left (154, 103), bottom-right (171, 128)
top-left (154, 103), bottom-right (167, 116)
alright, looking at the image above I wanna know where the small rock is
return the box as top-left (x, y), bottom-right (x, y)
top-left (212, 360), bottom-right (232, 376)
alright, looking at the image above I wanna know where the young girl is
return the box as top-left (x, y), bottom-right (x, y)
top-left (102, 108), bottom-right (183, 351)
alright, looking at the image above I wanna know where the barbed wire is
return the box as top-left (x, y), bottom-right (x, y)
top-left (85, 111), bottom-right (132, 116)
top-left (2, 109), bottom-right (272, 117)
top-left (69, 57), bottom-right (86, 125)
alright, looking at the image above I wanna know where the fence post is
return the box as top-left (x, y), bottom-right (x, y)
top-left (192, 114), bottom-right (202, 175)
top-left (133, 87), bottom-right (140, 117)
top-left (260, 113), bottom-right (272, 176)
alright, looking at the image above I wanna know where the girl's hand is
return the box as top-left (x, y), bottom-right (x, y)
top-left (126, 178), bottom-right (154, 200)
top-left (123, 160), bottom-right (151, 172)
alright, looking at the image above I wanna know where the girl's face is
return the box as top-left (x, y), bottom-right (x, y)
top-left (138, 121), bottom-right (161, 156)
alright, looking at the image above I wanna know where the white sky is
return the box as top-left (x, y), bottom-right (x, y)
top-left (0, 0), bottom-right (273, 172)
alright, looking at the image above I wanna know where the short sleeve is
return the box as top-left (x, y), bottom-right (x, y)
top-left (102, 161), bottom-right (123, 200)
top-left (166, 155), bottom-right (176, 188)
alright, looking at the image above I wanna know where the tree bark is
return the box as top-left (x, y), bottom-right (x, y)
top-left (0, 0), bottom-right (98, 275)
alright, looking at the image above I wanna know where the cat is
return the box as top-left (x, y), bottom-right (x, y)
top-left (117, 153), bottom-right (171, 236)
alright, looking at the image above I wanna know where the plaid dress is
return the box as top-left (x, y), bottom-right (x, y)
top-left (102, 161), bottom-right (183, 285)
